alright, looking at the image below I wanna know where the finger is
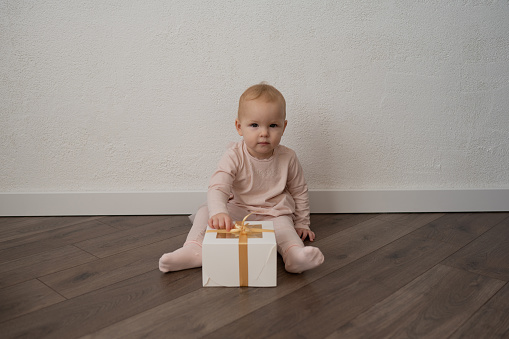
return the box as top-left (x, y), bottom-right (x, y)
top-left (214, 218), bottom-right (221, 229)
top-left (298, 230), bottom-right (305, 240)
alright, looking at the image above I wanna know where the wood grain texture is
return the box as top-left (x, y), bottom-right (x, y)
top-left (375, 212), bottom-right (445, 226)
top-left (442, 216), bottom-right (509, 281)
top-left (1, 213), bottom-right (508, 338)
top-left (309, 213), bottom-right (379, 238)
top-left (312, 212), bottom-right (446, 274)
top-left (0, 216), bottom-right (101, 242)
top-left (1, 269), bottom-right (203, 339)
top-left (0, 245), bottom-right (96, 288)
top-left (330, 265), bottom-right (505, 339)
top-left (74, 215), bottom-right (190, 257)
top-left (0, 219), bottom-right (117, 263)
top-left (410, 212), bottom-right (509, 246)
top-left (0, 279), bottom-right (65, 323)
top-left (39, 235), bottom-right (186, 298)
top-left (96, 215), bottom-right (173, 230)
top-left (449, 282), bottom-right (509, 339)
top-left (204, 235), bottom-right (459, 339)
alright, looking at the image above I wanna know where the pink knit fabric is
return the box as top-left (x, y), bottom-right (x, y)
top-left (207, 140), bottom-right (310, 230)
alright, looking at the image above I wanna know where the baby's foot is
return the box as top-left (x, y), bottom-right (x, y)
top-left (159, 243), bottom-right (202, 272)
top-left (284, 246), bottom-right (324, 274)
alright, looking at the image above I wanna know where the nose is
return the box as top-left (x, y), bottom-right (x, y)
top-left (260, 127), bottom-right (268, 137)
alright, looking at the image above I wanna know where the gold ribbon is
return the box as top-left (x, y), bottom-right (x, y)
top-left (206, 213), bottom-right (274, 286)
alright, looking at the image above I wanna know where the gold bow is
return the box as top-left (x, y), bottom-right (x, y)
top-left (231, 212), bottom-right (273, 235)
top-left (206, 212), bottom-right (274, 286)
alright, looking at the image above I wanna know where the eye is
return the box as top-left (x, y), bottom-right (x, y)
top-left (270, 124), bottom-right (278, 128)
top-left (250, 123), bottom-right (259, 128)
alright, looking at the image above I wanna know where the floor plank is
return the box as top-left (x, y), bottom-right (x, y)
top-left (0, 216), bottom-right (102, 243)
top-left (74, 215), bottom-right (190, 258)
top-left (0, 279), bottom-right (66, 323)
top-left (309, 213), bottom-right (379, 238)
top-left (449, 282), bottom-right (509, 339)
top-left (1, 269), bottom-right (203, 339)
top-left (39, 235), bottom-right (186, 298)
top-left (314, 212), bottom-right (444, 271)
top-left (96, 215), bottom-right (173, 230)
top-left (0, 245), bottom-right (97, 289)
top-left (330, 265), bottom-right (505, 338)
top-left (0, 219), bottom-right (117, 263)
top-left (375, 212), bottom-right (445, 226)
top-left (410, 212), bottom-right (509, 246)
top-left (442, 216), bottom-right (509, 281)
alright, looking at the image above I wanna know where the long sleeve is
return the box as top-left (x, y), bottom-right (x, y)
top-left (207, 149), bottom-right (238, 217)
top-left (286, 154), bottom-right (311, 230)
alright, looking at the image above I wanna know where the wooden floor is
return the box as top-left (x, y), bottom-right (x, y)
top-left (0, 213), bottom-right (508, 338)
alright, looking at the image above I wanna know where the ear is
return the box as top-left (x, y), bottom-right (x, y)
top-left (235, 119), bottom-right (243, 136)
top-left (282, 120), bottom-right (288, 135)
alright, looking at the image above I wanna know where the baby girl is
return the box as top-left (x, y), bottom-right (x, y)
top-left (159, 83), bottom-right (324, 274)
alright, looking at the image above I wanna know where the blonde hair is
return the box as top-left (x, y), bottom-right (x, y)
top-left (238, 82), bottom-right (286, 119)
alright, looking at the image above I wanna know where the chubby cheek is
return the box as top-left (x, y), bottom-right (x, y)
top-left (271, 134), bottom-right (282, 144)
top-left (246, 135), bottom-right (259, 146)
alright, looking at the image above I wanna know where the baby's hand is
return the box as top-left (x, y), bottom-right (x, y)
top-left (208, 213), bottom-right (234, 231)
top-left (296, 228), bottom-right (316, 242)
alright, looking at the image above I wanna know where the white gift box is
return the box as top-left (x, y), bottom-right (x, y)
top-left (202, 220), bottom-right (277, 287)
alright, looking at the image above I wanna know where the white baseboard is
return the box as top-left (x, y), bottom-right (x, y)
top-left (308, 189), bottom-right (509, 213)
top-left (0, 189), bottom-right (508, 216)
top-left (0, 192), bottom-right (207, 217)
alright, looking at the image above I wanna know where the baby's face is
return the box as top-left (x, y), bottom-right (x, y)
top-left (235, 99), bottom-right (287, 160)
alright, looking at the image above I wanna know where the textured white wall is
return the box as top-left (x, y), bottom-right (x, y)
top-left (1, 1), bottom-right (508, 193)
